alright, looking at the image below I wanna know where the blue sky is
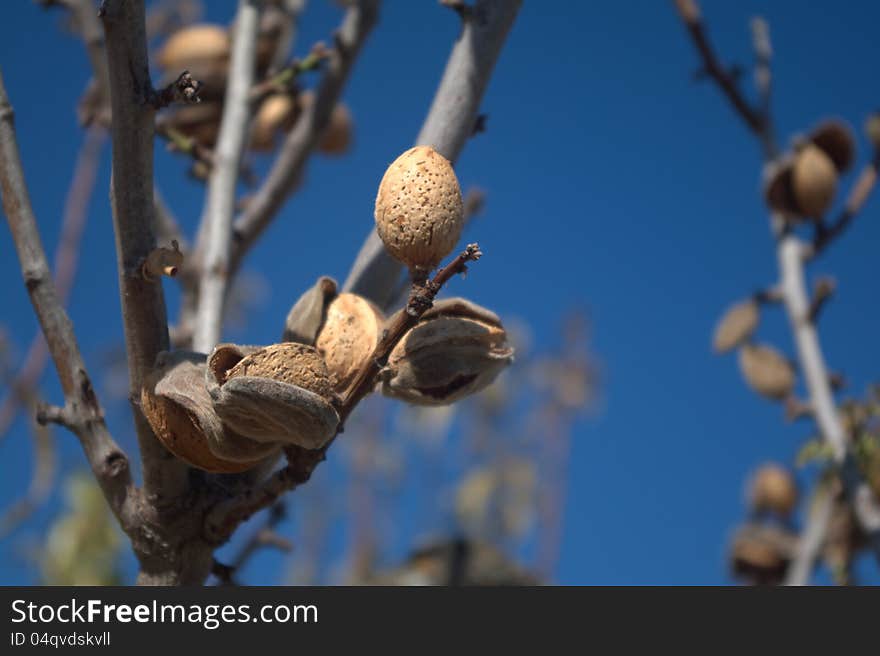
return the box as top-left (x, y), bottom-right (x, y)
top-left (2, 1), bottom-right (879, 585)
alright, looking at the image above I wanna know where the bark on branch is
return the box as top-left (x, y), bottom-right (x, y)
top-left (0, 126), bottom-right (105, 440)
top-left (778, 236), bottom-right (880, 558)
top-left (101, 0), bottom-right (187, 506)
top-left (193, 0), bottom-right (262, 353)
top-left (784, 482), bottom-right (834, 586)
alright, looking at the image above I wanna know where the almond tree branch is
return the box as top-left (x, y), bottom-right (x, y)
top-left (785, 483), bottom-right (834, 586)
top-left (343, 0), bottom-right (522, 307)
top-left (100, 0), bottom-right (188, 505)
top-left (0, 126), bottom-right (106, 440)
top-left (227, 0), bottom-right (380, 272)
top-left (192, 0), bottom-right (262, 353)
top-left (675, 0), bottom-right (880, 571)
top-left (340, 243), bottom-right (482, 425)
top-left (0, 69), bottom-right (137, 530)
top-left (205, 244), bottom-right (483, 540)
top-left (672, 0), bottom-right (776, 160)
top-left (174, 2), bottom-right (307, 348)
top-left (750, 16), bottom-right (774, 150)
top-left (778, 237), bottom-right (880, 559)
top-left (67, 0), bottom-right (111, 98)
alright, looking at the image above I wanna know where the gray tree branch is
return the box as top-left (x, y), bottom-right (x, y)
top-left (675, 0), bottom-right (880, 575)
top-left (778, 236), bottom-right (880, 557)
top-left (0, 126), bottom-right (105, 440)
top-left (100, 0), bottom-right (188, 506)
top-left (0, 69), bottom-right (137, 531)
top-left (193, 0), bottom-right (262, 353)
top-left (784, 482), bottom-right (834, 586)
top-left (228, 0), bottom-right (380, 273)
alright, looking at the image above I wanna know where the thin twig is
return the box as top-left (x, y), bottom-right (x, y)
top-left (39, 0), bottom-right (113, 125)
top-left (182, 3), bottom-right (375, 350)
top-left (214, 503), bottom-right (291, 585)
top-left (153, 186), bottom-right (188, 253)
top-left (673, 0), bottom-right (776, 159)
top-left (343, 0), bottom-right (522, 307)
top-left (266, 1), bottom-right (307, 74)
top-left (385, 186), bottom-right (486, 308)
top-left (249, 42), bottom-right (329, 102)
top-left (0, 69), bottom-right (137, 530)
top-left (807, 276), bottom-right (835, 323)
top-left (193, 0), bottom-right (262, 353)
top-left (205, 244), bottom-right (483, 540)
top-left (750, 16), bottom-right (774, 149)
top-left (342, 244), bottom-right (482, 424)
top-left (154, 122), bottom-right (217, 179)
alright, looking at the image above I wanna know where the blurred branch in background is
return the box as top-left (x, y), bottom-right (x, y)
top-left (0, 126), bottom-right (106, 442)
top-left (0, 413), bottom-right (56, 540)
top-left (212, 502), bottom-right (292, 585)
top-left (276, 311), bottom-right (597, 586)
top-left (227, 0), bottom-right (379, 278)
top-left (193, 0), bottom-right (261, 352)
top-left (674, 0), bottom-right (880, 584)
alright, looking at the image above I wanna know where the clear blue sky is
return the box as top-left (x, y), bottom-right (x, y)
top-left (2, 1), bottom-right (879, 585)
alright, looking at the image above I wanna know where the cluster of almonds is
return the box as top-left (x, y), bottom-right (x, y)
top-left (764, 120), bottom-right (855, 220)
top-left (156, 15), bottom-right (352, 172)
top-left (728, 463), bottom-right (799, 584)
top-left (729, 464), bottom-right (866, 585)
top-left (141, 146), bottom-right (513, 472)
top-left (713, 298), bottom-right (796, 403)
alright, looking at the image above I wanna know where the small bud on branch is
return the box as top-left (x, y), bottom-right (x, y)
top-left (142, 240), bottom-right (184, 280)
